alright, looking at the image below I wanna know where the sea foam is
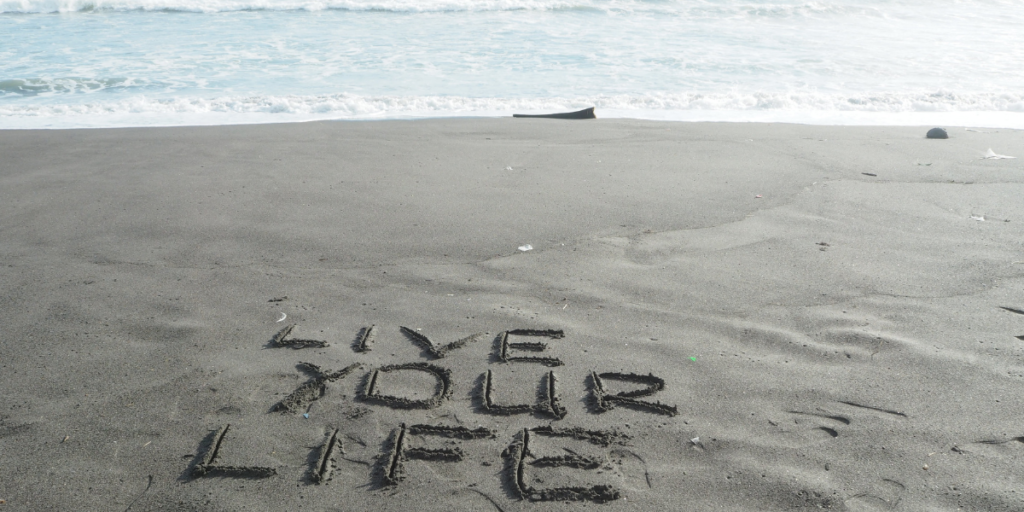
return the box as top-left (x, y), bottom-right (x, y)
top-left (6, 0), bottom-right (1018, 14)
top-left (3, 0), bottom-right (630, 13)
top-left (4, 92), bottom-right (1024, 129)
top-left (3, 0), bottom-right (1023, 128)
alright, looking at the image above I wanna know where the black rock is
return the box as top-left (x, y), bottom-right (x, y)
top-left (926, 127), bottom-right (948, 139)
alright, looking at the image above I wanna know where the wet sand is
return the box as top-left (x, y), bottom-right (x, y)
top-left (1, 119), bottom-right (1023, 510)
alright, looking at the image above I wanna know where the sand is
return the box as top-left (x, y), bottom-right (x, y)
top-left (1, 118), bottom-right (1023, 511)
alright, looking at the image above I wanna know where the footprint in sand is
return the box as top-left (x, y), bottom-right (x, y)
top-left (844, 478), bottom-right (905, 511)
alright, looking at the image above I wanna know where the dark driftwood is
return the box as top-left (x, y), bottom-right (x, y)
top-left (513, 107), bottom-right (596, 120)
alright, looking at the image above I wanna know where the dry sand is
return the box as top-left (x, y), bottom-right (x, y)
top-left (1, 119), bottom-right (1023, 511)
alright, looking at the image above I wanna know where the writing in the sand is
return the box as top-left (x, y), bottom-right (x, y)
top-left (188, 325), bottom-right (678, 504)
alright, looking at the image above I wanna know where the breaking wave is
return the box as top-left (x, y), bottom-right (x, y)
top-left (4, 91), bottom-right (1023, 129)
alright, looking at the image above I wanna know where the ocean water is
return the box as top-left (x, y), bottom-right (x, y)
top-left (2, 0), bottom-right (1023, 129)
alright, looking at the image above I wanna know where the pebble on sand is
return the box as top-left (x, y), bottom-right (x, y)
top-left (926, 127), bottom-right (948, 139)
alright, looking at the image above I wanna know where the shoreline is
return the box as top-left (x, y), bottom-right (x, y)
top-left (1, 118), bottom-right (1023, 510)
top-left (3, 109), bottom-right (1024, 131)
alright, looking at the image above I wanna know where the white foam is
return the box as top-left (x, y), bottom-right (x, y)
top-left (0, 0), bottom-right (632, 13)
top-left (3, 92), bottom-right (1024, 129)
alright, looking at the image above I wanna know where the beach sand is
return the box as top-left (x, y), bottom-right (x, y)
top-left (1, 119), bottom-right (1023, 511)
